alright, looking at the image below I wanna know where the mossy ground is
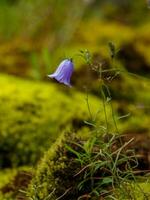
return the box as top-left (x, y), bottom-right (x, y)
top-left (0, 1), bottom-right (149, 199)
top-left (0, 167), bottom-right (33, 200)
top-left (0, 64), bottom-right (149, 199)
top-left (0, 22), bottom-right (150, 198)
top-left (27, 133), bottom-right (150, 200)
top-left (0, 72), bottom-right (149, 168)
top-left (0, 73), bottom-right (103, 168)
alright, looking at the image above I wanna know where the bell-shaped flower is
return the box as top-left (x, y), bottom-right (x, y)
top-left (48, 59), bottom-right (74, 87)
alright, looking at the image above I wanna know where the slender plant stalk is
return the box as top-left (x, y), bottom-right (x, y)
top-left (85, 90), bottom-right (93, 121)
top-left (101, 84), bottom-right (109, 133)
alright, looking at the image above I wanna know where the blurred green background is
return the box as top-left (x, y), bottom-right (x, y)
top-left (0, 0), bottom-right (150, 199)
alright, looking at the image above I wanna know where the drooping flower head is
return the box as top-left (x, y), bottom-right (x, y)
top-left (48, 59), bottom-right (74, 87)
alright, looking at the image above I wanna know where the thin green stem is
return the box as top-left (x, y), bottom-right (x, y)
top-left (104, 84), bottom-right (119, 134)
top-left (101, 85), bottom-right (109, 133)
top-left (85, 90), bottom-right (93, 121)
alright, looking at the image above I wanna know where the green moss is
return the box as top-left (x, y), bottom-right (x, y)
top-left (114, 179), bottom-right (150, 200)
top-left (136, 180), bottom-right (150, 200)
top-left (0, 171), bottom-right (14, 200)
top-left (72, 20), bottom-right (150, 69)
top-left (28, 132), bottom-right (150, 200)
top-left (74, 20), bottom-right (134, 49)
top-left (0, 73), bottom-right (149, 168)
top-left (0, 73), bottom-right (100, 168)
top-left (0, 169), bottom-right (16, 189)
top-left (0, 166), bottom-right (33, 200)
top-left (28, 133), bottom-right (82, 200)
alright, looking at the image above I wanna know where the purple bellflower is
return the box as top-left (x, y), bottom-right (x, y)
top-left (48, 59), bottom-right (74, 87)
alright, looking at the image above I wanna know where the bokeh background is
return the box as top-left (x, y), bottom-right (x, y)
top-left (0, 0), bottom-right (150, 199)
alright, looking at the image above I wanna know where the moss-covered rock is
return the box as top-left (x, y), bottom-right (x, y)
top-left (28, 133), bottom-right (83, 200)
top-left (0, 73), bottom-right (100, 168)
top-left (28, 133), bottom-right (150, 200)
top-left (0, 72), bottom-right (149, 168)
top-left (0, 73), bottom-right (149, 168)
